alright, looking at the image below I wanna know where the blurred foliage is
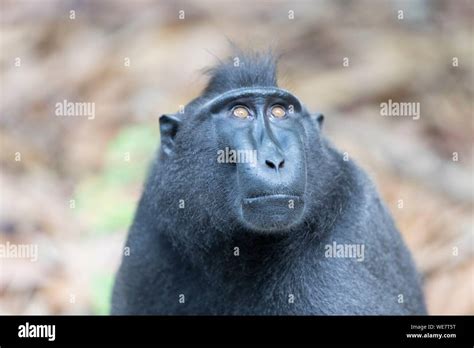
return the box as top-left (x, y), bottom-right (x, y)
top-left (74, 124), bottom-right (159, 234)
top-left (91, 272), bottom-right (115, 314)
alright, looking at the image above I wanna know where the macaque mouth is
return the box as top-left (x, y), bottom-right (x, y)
top-left (243, 194), bottom-right (301, 205)
top-left (240, 194), bottom-right (305, 231)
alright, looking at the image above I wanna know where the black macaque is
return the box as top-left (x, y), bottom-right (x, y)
top-left (111, 51), bottom-right (426, 315)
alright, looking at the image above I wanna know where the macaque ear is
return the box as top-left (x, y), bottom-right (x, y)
top-left (311, 113), bottom-right (324, 128)
top-left (159, 114), bottom-right (181, 156)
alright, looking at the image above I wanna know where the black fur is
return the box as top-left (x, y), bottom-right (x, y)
top-left (203, 51), bottom-right (278, 96)
top-left (111, 52), bottom-right (426, 315)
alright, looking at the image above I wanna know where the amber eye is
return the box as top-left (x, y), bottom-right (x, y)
top-left (271, 105), bottom-right (286, 118)
top-left (232, 106), bottom-right (250, 119)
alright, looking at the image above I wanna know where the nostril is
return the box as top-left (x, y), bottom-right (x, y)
top-left (265, 159), bottom-right (285, 171)
top-left (265, 160), bottom-right (276, 169)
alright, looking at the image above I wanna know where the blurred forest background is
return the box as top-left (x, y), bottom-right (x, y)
top-left (0, 0), bottom-right (472, 314)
